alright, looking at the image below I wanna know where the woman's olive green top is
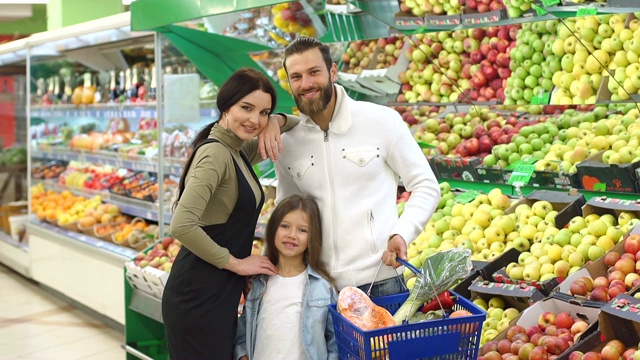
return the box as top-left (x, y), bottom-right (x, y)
top-left (170, 118), bottom-right (298, 268)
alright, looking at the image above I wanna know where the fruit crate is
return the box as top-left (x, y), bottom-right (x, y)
top-left (329, 291), bottom-right (485, 360)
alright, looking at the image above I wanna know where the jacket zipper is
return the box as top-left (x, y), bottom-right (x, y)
top-left (323, 130), bottom-right (338, 268)
top-left (368, 210), bottom-right (376, 253)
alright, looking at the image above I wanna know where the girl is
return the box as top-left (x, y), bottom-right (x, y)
top-left (162, 68), bottom-right (297, 359)
top-left (235, 195), bottom-right (338, 360)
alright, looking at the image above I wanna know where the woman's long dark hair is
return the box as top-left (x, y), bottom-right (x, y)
top-left (264, 195), bottom-right (337, 290)
top-left (173, 68), bottom-right (277, 211)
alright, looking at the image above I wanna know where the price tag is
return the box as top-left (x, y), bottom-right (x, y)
top-left (532, 4), bottom-right (547, 16)
top-left (576, 7), bottom-right (597, 17)
top-left (531, 92), bottom-right (550, 105)
top-left (417, 141), bottom-right (437, 149)
top-left (455, 190), bottom-right (482, 204)
top-left (541, 0), bottom-right (560, 6)
top-left (508, 164), bottom-right (535, 186)
top-left (594, 183), bottom-right (606, 192)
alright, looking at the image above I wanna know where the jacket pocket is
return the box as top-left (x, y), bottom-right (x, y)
top-left (342, 147), bottom-right (379, 167)
top-left (286, 160), bottom-right (312, 181)
top-left (367, 209), bottom-right (377, 254)
top-left (308, 297), bottom-right (331, 322)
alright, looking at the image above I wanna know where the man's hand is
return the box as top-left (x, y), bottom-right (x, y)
top-left (258, 114), bottom-right (284, 161)
top-left (382, 235), bottom-right (407, 268)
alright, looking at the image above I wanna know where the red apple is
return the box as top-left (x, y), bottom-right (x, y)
top-left (605, 252), bottom-right (622, 267)
top-left (519, 343), bottom-right (536, 360)
top-left (555, 312), bottom-right (575, 330)
top-left (606, 339), bottom-right (626, 353)
top-left (545, 337), bottom-right (571, 355)
top-left (530, 345), bottom-right (549, 360)
top-left (531, 333), bottom-right (544, 346)
top-left (621, 253), bottom-right (635, 261)
top-left (582, 352), bottom-right (603, 360)
top-left (593, 276), bottom-right (609, 288)
top-left (569, 351), bottom-right (585, 360)
top-left (570, 280), bottom-right (588, 296)
top-left (497, 339), bottom-right (513, 355)
top-left (538, 312), bottom-right (556, 331)
top-left (485, 350), bottom-right (503, 360)
top-left (484, 340), bottom-right (500, 355)
top-left (527, 325), bottom-right (543, 339)
top-left (624, 234), bottom-right (640, 255)
top-left (510, 340), bottom-right (525, 355)
top-left (621, 348), bottom-right (637, 360)
top-left (615, 258), bottom-right (636, 275)
top-left (506, 325), bottom-right (526, 341)
top-left (609, 270), bottom-right (626, 283)
top-left (544, 325), bottom-right (558, 336)
top-left (589, 286), bottom-right (609, 302)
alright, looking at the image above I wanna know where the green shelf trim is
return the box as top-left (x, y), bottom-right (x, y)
top-left (441, 179), bottom-right (640, 201)
top-left (131, 0), bottom-right (290, 31)
top-left (158, 25), bottom-right (296, 113)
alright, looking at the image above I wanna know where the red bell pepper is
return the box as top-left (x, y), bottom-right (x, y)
top-left (421, 291), bottom-right (455, 313)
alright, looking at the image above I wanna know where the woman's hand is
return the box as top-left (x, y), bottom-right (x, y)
top-left (239, 357), bottom-right (249, 360)
top-left (258, 114), bottom-right (285, 161)
top-left (225, 255), bottom-right (277, 276)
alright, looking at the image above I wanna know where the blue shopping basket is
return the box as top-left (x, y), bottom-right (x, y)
top-left (328, 291), bottom-right (485, 360)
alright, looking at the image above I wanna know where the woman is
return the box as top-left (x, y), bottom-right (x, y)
top-left (162, 68), bottom-right (295, 359)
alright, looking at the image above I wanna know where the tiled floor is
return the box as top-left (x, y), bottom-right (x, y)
top-left (0, 264), bottom-right (125, 360)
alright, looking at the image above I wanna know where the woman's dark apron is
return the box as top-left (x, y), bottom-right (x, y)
top-left (162, 139), bottom-right (264, 359)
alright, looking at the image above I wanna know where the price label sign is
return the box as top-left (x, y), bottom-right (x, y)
top-left (508, 164), bottom-right (536, 186)
top-left (531, 92), bottom-right (551, 105)
top-left (417, 141), bottom-right (437, 149)
top-left (541, 0), bottom-right (560, 6)
top-left (455, 190), bottom-right (482, 204)
top-left (533, 4), bottom-right (547, 16)
top-left (576, 7), bottom-right (597, 17)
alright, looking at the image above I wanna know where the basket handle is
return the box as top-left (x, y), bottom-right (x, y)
top-left (397, 258), bottom-right (421, 275)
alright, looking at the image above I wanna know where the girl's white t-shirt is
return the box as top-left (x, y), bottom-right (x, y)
top-left (253, 268), bottom-right (307, 359)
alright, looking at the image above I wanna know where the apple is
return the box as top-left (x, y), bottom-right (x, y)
top-left (625, 234), bottom-right (640, 255)
top-left (530, 346), bottom-right (549, 360)
top-left (538, 312), bottom-right (556, 331)
top-left (570, 320), bottom-right (588, 335)
top-left (555, 312), bottom-right (575, 330)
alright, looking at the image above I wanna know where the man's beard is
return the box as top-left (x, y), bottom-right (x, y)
top-left (293, 79), bottom-right (333, 116)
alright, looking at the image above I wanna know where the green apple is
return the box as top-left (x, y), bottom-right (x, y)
top-left (587, 245), bottom-right (606, 261)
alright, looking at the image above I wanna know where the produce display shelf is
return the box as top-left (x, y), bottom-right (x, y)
top-left (31, 103), bottom-right (219, 120)
top-left (129, 287), bottom-right (163, 324)
top-left (442, 179), bottom-right (640, 201)
top-left (352, 0), bottom-right (639, 33)
top-left (0, 230), bottom-right (30, 277)
top-left (28, 219), bottom-right (137, 260)
top-left (38, 181), bottom-right (173, 225)
top-left (32, 149), bottom-right (185, 176)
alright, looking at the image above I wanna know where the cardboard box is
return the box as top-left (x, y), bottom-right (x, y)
top-left (582, 196), bottom-right (640, 220)
top-left (505, 189), bottom-right (586, 229)
top-left (461, 8), bottom-right (507, 26)
top-left (424, 13), bottom-right (461, 30)
top-left (576, 150), bottom-right (640, 194)
top-left (475, 164), bottom-right (506, 184)
top-left (487, 295), bottom-right (601, 345)
top-left (553, 239), bottom-right (626, 307)
top-left (432, 155), bottom-right (482, 181)
top-left (393, 11), bottom-right (424, 30)
top-left (478, 247), bottom-right (521, 281)
top-left (556, 293), bottom-right (640, 360)
top-left (471, 278), bottom-right (546, 304)
top-left (492, 268), bottom-right (560, 296)
top-left (502, 167), bottom-right (575, 189)
top-left (596, 75), bottom-right (640, 103)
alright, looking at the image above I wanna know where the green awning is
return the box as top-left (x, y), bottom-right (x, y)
top-left (131, 0), bottom-right (289, 31)
top-left (159, 25), bottom-right (296, 112)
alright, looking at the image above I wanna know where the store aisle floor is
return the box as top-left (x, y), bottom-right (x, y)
top-left (0, 264), bottom-right (125, 360)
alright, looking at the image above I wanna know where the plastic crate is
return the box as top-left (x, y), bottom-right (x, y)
top-left (329, 291), bottom-right (485, 360)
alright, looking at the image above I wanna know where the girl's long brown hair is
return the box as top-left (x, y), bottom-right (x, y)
top-left (172, 68), bottom-right (277, 212)
top-left (264, 195), bottom-right (336, 289)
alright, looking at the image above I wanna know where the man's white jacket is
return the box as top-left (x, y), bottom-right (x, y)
top-left (275, 85), bottom-right (441, 290)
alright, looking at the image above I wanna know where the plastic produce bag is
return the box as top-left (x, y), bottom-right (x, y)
top-left (393, 248), bottom-right (472, 325)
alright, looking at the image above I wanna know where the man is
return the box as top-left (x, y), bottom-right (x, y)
top-left (274, 37), bottom-right (441, 297)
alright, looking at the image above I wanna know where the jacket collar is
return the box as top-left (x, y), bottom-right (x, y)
top-left (209, 123), bottom-right (244, 152)
top-left (300, 84), bottom-right (351, 135)
top-left (253, 265), bottom-right (323, 283)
